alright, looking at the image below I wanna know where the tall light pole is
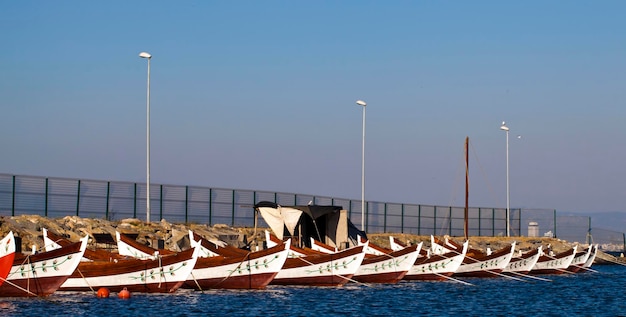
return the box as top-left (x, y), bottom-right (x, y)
top-left (139, 52), bottom-right (152, 223)
top-left (356, 100), bottom-right (367, 231)
top-left (500, 121), bottom-right (510, 237)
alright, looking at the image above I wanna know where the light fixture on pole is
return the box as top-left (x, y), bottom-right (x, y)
top-left (500, 121), bottom-right (510, 237)
top-left (139, 51), bottom-right (152, 223)
top-left (356, 100), bottom-right (367, 231)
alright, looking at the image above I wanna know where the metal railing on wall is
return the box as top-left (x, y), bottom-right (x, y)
top-left (0, 173), bottom-right (566, 238)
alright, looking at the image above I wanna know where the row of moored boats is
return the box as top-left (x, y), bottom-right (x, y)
top-left (0, 228), bottom-right (598, 297)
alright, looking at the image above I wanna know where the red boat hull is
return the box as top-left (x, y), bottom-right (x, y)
top-left (185, 272), bottom-right (277, 290)
top-left (352, 270), bottom-right (407, 284)
top-left (0, 253), bottom-right (15, 288)
top-left (403, 272), bottom-right (453, 281)
top-left (0, 275), bottom-right (68, 297)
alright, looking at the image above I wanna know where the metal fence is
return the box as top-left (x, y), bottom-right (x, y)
top-left (0, 173), bottom-right (608, 245)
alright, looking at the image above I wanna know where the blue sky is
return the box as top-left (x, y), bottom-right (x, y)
top-left (2, 1), bottom-right (625, 213)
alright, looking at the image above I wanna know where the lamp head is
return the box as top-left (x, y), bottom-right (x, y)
top-left (500, 121), bottom-right (509, 131)
top-left (139, 52), bottom-right (152, 59)
top-left (356, 100), bottom-right (367, 107)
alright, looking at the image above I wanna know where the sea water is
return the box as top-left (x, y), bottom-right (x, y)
top-left (2, 265), bottom-right (624, 317)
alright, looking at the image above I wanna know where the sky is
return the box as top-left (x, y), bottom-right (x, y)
top-left (1, 1), bottom-right (625, 214)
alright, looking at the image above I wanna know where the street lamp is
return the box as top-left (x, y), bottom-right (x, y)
top-left (139, 52), bottom-right (152, 223)
top-left (500, 121), bottom-right (510, 237)
top-left (356, 100), bottom-right (367, 231)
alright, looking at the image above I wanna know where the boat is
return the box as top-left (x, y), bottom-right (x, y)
top-left (44, 230), bottom-right (200, 293)
top-left (566, 244), bottom-right (593, 273)
top-left (310, 238), bottom-right (337, 254)
top-left (266, 231), bottom-right (366, 286)
top-left (503, 246), bottom-right (543, 275)
top-left (183, 231), bottom-right (290, 289)
top-left (431, 235), bottom-right (516, 278)
top-left (583, 244), bottom-right (599, 269)
top-left (61, 247), bottom-right (199, 293)
top-left (356, 235), bottom-right (394, 256)
top-left (43, 229), bottom-right (126, 262)
top-left (390, 236), bottom-right (467, 281)
top-left (116, 231), bottom-right (172, 260)
top-left (0, 232), bottom-right (16, 288)
top-left (0, 234), bottom-right (87, 297)
top-left (117, 230), bottom-right (292, 290)
top-left (530, 246), bottom-right (577, 275)
top-left (325, 237), bottom-right (421, 284)
top-left (116, 230), bottom-right (291, 290)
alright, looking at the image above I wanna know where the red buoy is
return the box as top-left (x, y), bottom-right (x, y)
top-left (96, 287), bottom-right (110, 298)
top-left (118, 287), bottom-right (131, 299)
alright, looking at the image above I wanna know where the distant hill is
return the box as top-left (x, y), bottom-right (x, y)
top-left (561, 211), bottom-right (626, 235)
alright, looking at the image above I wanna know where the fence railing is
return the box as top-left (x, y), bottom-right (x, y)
top-left (0, 173), bottom-right (604, 245)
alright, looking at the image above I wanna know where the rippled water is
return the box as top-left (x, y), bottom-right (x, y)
top-left (2, 265), bottom-right (625, 316)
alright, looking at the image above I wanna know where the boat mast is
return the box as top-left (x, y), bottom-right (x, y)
top-left (464, 136), bottom-right (469, 240)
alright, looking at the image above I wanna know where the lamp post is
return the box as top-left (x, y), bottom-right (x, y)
top-left (356, 100), bottom-right (367, 231)
top-left (139, 52), bottom-right (152, 223)
top-left (500, 121), bottom-right (510, 237)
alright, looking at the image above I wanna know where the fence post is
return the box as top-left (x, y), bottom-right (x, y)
top-left (349, 200), bottom-right (352, 220)
top-left (76, 180), bottom-right (81, 216)
top-left (417, 205), bottom-right (421, 235)
top-left (209, 188), bottom-right (213, 225)
top-left (106, 181), bottom-right (110, 220)
top-left (253, 190), bottom-right (257, 212)
top-left (231, 190), bottom-right (236, 226)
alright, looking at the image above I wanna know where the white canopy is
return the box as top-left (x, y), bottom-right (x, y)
top-left (257, 205), bottom-right (303, 240)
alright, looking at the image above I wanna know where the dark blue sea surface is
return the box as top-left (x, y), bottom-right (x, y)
top-left (2, 265), bottom-right (625, 317)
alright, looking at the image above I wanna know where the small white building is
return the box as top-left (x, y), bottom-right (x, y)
top-left (528, 222), bottom-right (539, 237)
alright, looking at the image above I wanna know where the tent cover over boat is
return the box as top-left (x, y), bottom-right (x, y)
top-left (254, 201), bottom-right (366, 249)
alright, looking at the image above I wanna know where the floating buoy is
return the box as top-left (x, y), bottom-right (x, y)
top-left (118, 287), bottom-right (131, 299)
top-left (96, 287), bottom-right (110, 298)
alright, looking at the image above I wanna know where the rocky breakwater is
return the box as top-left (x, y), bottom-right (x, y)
top-left (0, 215), bottom-right (252, 253)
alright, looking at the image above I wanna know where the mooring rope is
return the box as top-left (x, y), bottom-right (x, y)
top-left (190, 271), bottom-right (203, 292)
top-left (76, 268), bottom-right (96, 293)
top-left (433, 272), bottom-right (474, 286)
top-left (213, 250), bottom-right (252, 287)
top-left (0, 276), bottom-right (41, 298)
top-left (506, 270), bottom-right (552, 282)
